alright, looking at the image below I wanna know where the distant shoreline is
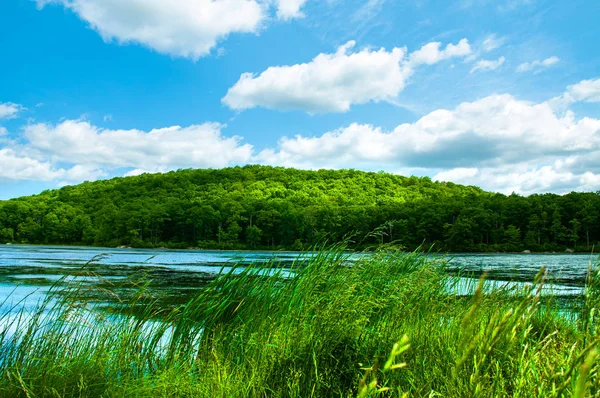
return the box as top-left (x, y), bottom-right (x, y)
top-left (3, 242), bottom-right (596, 256)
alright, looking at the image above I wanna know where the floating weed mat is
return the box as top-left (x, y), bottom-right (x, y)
top-left (1, 246), bottom-right (600, 397)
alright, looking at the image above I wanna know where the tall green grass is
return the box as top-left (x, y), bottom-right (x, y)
top-left (0, 246), bottom-right (599, 397)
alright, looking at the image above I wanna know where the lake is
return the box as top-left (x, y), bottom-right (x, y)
top-left (0, 245), bottom-right (597, 316)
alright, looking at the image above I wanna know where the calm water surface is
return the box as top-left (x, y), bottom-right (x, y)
top-left (0, 245), bottom-right (597, 315)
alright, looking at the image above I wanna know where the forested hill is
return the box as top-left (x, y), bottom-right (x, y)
top-left (1, 165), bottom-right (599, 252)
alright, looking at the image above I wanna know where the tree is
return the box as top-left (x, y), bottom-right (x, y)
top-left (504, 225), bottom-right (522, 252)
top-left (246, 225), bottom-right (262, 248)
top-left (579, 201), bottom-right (598, 248)
top-left (0, 228), bottom-right (14, 243)
top-left (0, 165), bottom-right (598, 252)
top-left (550, 209), bottom-right (568, 244)
top-left (569, 219), bottom-right (581, 248)
top-left (444, 216), bottom-right (477, 251)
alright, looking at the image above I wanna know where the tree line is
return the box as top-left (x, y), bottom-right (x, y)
top-left (1, 165), bottom-right (599, 252)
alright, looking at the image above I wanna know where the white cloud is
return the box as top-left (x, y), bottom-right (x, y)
top-left (124, 168), bottom-right (151, 177)
top-left (433, 162), bottom-right (600, 196)
top-left (253, 78), bottom-right (600, 194)
top-left (223, 39), bottom-right (471, 113)
top-left (433, 168), bottom-right (478, 183)
top-left (581, 171), bottom-right (600, 188)
top-left (0, 149), bottom-right (63, 181)
top-left (256, 91), bottom-right (600, 190)
top-left (5, 77), bottom-right (600, 194)
top-left (0, 103), bottom-right (23, 120)
top-left (470, 56), bottom-right (505, 73)
top-left (546, 77), bottom-right (600, 110)
top-left (516, 56), bottom-right (560, 73)
top-left (481, 34), bottom-right (505, 52)
top-left (465, 34), bottom-right (504, 62)
top-left (2, 119), bottom-right (253, 183)
top-left (36, 0), bottom-right (267, 59)
top-left (103, 114), bottom-right (113, 122)
top-left (408, 39), bottom-right (472, 66)
top-left (63, 164), bottom-right (107, 182)
top-left (0, 127), bottom-right (7, 137)
top-left (275, 0), bottom-right (308, 20)
top-left (223, 41), bottom-right (409, 113)
top-left (23, 120), bottom-right (254, 172)
top-left (567, 78), bottom-right (600, 103)
top-left (258, 123), bottom-right (392, 168)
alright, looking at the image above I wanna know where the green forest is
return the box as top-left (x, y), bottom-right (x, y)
top-left (1, 165), bottom-right (599, 252)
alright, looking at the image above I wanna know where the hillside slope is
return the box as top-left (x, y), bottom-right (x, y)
top-left (1, 165), bottom-right (598, 252)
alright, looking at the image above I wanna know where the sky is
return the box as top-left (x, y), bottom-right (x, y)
top-left (1, 0), bottom-right (599, 199)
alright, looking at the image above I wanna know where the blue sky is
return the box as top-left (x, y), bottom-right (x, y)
top-left (1, 0), bottom-right (599, 199)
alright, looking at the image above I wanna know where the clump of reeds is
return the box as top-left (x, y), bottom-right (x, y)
top-left (0, 245), bottom-right (599, 397)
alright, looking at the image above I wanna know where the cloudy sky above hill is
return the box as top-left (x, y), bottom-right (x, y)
top-left (1, 0), bottom-right (599, 198)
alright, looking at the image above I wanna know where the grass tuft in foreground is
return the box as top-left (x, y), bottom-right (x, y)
top-left (1, 246), bottom-right (599, 397)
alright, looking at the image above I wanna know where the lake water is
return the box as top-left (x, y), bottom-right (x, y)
top-left (0, 245), bottom-right (597, 316)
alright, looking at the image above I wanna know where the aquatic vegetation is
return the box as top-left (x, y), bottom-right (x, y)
top-left (0, 247), bottom-right (599, 397)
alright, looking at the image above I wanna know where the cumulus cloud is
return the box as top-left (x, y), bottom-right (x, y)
top-left (23, 120), bottom-right (254, 172)
top-left (5, 77), bottom-right (600, 195)
top-left (516, 56), bottom-right (560, 73)
top-left (470, 56), bottom-right (505, 73)
top-left (0, 149), bottom-right (64, 181)
top-left (433, 168), bottom-right (478, 183)
top-left (258, 123), bottom-right (391, 168)
top-left (36, 0), bottom-right (267, 59)
top-left (567, 78), bottom-right (600, 103)
top-left (258, 94), bottom-right (600, 169)
top-left (256, 84), bottom-right (600, 193)
top-left (63, 164), bottom-right (107, 182)
top-left (434, 163), bottom-right (600, 196)
top-left (223, 41), bottom-right (410, 113)
top-left (1, 119), bottom-right (253, 183)
top-left (0, 156), bottom-right (141, 185)
top-left (223, 39), bottom-right (471, 113)
top-left (0, 103), bottom-right (24, 120)
top-left (275, 0), bottom-right (308, 20)
top-left (546, 77), bottom-right (600, 110)
top-left (408, 39), bottom-right (472, 66)
top-left (124, 168), bottom-right (152, 177)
